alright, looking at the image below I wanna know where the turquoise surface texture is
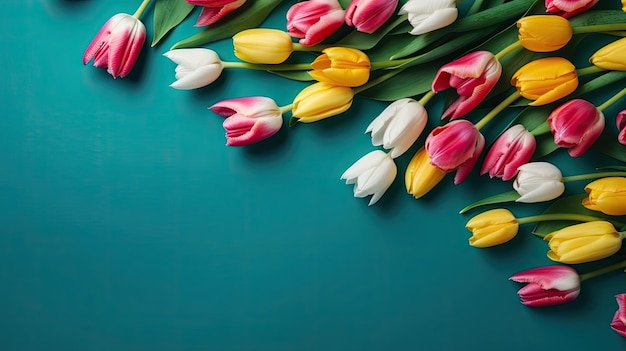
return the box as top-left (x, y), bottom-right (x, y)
top-left (2, 1), bottom-right (626, 350)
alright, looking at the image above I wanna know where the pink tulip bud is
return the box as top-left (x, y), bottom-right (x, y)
top-left (545, 0), bottom-right (598, 19)
top-left (83, 13), bottom-right (146, 78)
top-left (509, 265), bottom-right (580, 307)
top-left (210, 97), bottom-right (283, 146)
top-left (345, 0), bottom-right (398, 34)
top-left (425, 119), bottom-right (485, 184)
top-left (186, 0), bottom-right (247, 26)
top-left (286, 0), bottom-right (346, 46)
top-left (617, 110), bottom-right (626, 145)
top-left (432, 51), bottom-right (502, 120)
top-left (481, 124), bottom-right (536, 181)
top-left (547, 99), bottom-right (604, 157)
top-left (611, 294), bottom-right (626, 337)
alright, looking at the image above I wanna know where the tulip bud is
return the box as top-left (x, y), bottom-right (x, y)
top-left (233, 29), bottom-right (294, 64)
top-left (547, 99), bottom-right (604, 157)
top-left (466, 209), bottom-right (519, 247)
top-left (210, 97), bottom-right (283, 146)
top-left (309, 47), bottom-right (371, 87)
top-left (292, 82), bottom-right (354, 123)
top-left (509, 265), bottom-right (580, 307)
top-left (185, 0), bottom-right (247, 26)
top-left (163, 48), bottom-right (224, 90)
top-left (404, 148), bottom-right (446, 199)
top-left (617, 110), bottom-right (626, 145)
top-left (590, 37), bottom-right (626, 71)
top-left (480, 124), bottom-right (536, 181)
top-left (511, 57), bottom-right (578, 106)
top-left (517, 15), bottom-right (572, 52)
top-left (345, 0), bottom-right (399, 34)
top-left (582, 177), bottom-right (626, 216)
top-left (286, 0), bottom-right (345, 46)
top-left (366, 98), bottom-right (428, 158)
top-left (544, 221), bottom-right (623, 264)
top-left (341, 150), bottom-right (397, 206)
top-left (545, 0), bottom-right (598, 19)
top-left (611, 294), bottom-right (626, 338)
top-left (398, 0), bottom-right (458, 36)
top-left (513, 162), bottom-right (565, 203)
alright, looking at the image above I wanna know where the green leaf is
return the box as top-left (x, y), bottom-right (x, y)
top-left (268, 70), bottom-right (314, 82)
top-left (358, 60), bottom-right (444, 101)
top-left (459, 190), bottom-right (520, 214)
top-left (533, 133), bottom-right (559, 159)
top-left (591, 129), bottom-right (626, 163)
top-left (171, 0), bottom-right (285, 49)
top-left (597, 165), bottom-right (626, 171)
top-left (570, 10), bottom-right (626, 28)
top-left (152, 0), bottom-right (195, 47)
top-left (334, 15), bottom-right (408, 51)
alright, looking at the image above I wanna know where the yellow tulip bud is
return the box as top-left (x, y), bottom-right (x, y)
top-left (466, 209), bottom-right (519, 248)
top-left (309, 47), bottom-right (371, 87)
top-left (517, 15), bottom-right (572, 52)
top-left (590, 37), bottom-right (626, 71)
top-left (404, 147), bottom-right (446, 199)
top-left (511, 57), bottom-right (578, 106)
top-left (544, 221), bottom-right (623, 264)
top-left (292, 82), bottom-right (354, 123)
top-left (582, 177), bottom-right (626, 216)
top-left (233, 29), bottom-right (294, 64)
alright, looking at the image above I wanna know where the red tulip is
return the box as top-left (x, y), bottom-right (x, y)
top-left (510, 265), bottom-right (580, 307)
top-left (286, 0), bottom-right (345, 46)
top-left (481, 124), bottom-right (536, 181)
top-left (617, 110), bottom-right (626, 145)
top-left (345, 0), bottom-right (398, 34)
top-left (186, 0), bottom-right (247, 26)
top-left (547, 99), bottom-right (604, 157)
top-left (210, 97), bottom-right (283, 146)
top-left (611, 294), bottom-right (626, 337)
top-left (545, 0), bottom-right (598, 19)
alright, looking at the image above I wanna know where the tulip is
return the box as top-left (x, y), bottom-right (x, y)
top-left (617, 110), bottom-right (626, 145)
top-left (432, 51), bottom-right (502, 120)
top-left (513, 162), bottom-right (565, 203)
top-left (547, 99), bottom-right (604, 157)
top-left (517, 15), bottom-right (572, 52)
top-left (466, 209), bottom-right (519, 248)
top-left (291, 82), bottom-right (354, 123)
top-left (83, 13), bottom-right (146, 78)
top-left (590, 37), bottom-right (626, 71)
top-left (345, 0), bottom-right (398, 34)
top-left (623, 0), bottom-right (626, 12)
top-left (511, 57), bottom-right (578, 106)
top-left (232, 29), bottom-right (294, 64)
top-left (509, 266), bottom-right (580, 307)
top-left (309, 47), bottom-right (371, 87)
top-left (210, 97), bottom-right (283, 146)
top-left (425, 119), bottom-right (485, 184)
top-left (582, 177), bottom-right (626, 216)
top-left (611, 294), bottom-right (626, 337)
top-left (286, 0), bottom-right (345, 46)
top-left (544, 221), bottom-right (624, 264)
top-left (163, 48), bottom-right (224, 90)
top-left (398, 0), bottom-right (458, 36)
top-left (365, 98), bottom-right (428, 158)
top-left (341, 150), bottom-right (397, 206)
top-left (545, 0), bottom-right (598, 19)
top-left (185, 0), bottom-right (247, 27)
top-left (480, 124), bottom-right (536, 181)
top-left (405, 147), bottom-right (446, 199)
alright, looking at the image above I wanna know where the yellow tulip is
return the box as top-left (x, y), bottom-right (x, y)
top-left (544, 221), bottom-right (623, 264)
top-left (232, 29), bottom-right (294, 64)
top-left (309, 47), bottom-right (371, 87)
top-left (511, 57), bottom-right (578, 106)
top-left (582, 177), bottom-right (626, 216)
top-left (292, 82), bottom-right (354, 123)
top-left (404, 147), bottom-right (446, 199)
top-left (590, 37), bottom-right (626, 71)
top-left (517, 15), bottom-right (572, 52)
top-left (466, 209), bottom-right (519, 248)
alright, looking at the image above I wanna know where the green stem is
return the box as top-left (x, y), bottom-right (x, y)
top-left (573, 24), bottom-right (626, 35)
top-left (529, 121), bottom-right (551, 136)
top-left (579, 260), bottom-right (626, 282)
top-left (474, 91), bottom-right (521, 130)
top-left (419, 91), bottom-right (436, 105)
top-left (494, 41), bottom-right (523, 61)
top-left (467, 0), bottom-right (485, 16)
top-left (597, 85), bottom-right (626, 112)
top-left (279, 104), bottom-right (293, 114)
top-left (516, 213), bottom-right (612, 225)
top-left (562, 171), bottom-right (626, 182)
top-left (292, 43), bottom-right (328, 52)
top-left (371, 58), bottom-right (415, 70)
top-left (132, 0), bottom-right (152, 19)
top-left (222, 62), bottom-right (312, 71)
top-left (576, 65), bottom-right (605, 77)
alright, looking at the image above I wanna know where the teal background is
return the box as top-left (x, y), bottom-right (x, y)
top-left (2, 0), bottom-right (626, 350)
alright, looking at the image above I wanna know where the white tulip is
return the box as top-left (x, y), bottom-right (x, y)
top-left (366, 98), bottom-right (428, 158)
top-left (513, 162), bottom-right (565, 203)
top-left (341, 150), bottom-right (397, 205)
top-left (398, 0), bottom-right (458, 36)
top-left (163, 48), bottom-right (224, 90)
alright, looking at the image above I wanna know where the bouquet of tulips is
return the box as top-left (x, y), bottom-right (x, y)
top-left (82, 0), bottom-right (626, 337)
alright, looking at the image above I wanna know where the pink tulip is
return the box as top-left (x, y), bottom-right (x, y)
top-left (611, 294), bottom-right (626, 337)
top-left (210, 97), bottom-right (283, 146)
top-left (432, 51), bottom-right (502, 120)
top-left (617, 110), bottom-right (626, 145)
top-left (83, 13), bottom-right (146, 78)
top-left (286, 0), bottom-right (345, 46)
top-left (547, 99), bottom-right (604, 157)
top-left (425, 119), bottom-right (485, 184)
top-left (545, 0), bottom-right (598, 18)
top-left (186, 0), bottom-right (247, 26)
top-left (345, 0), bottom-right (398, 34)
top-left (509, 265), bottom-right (580, 307)
top-left (481, 124), bottom-right (536, 181)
